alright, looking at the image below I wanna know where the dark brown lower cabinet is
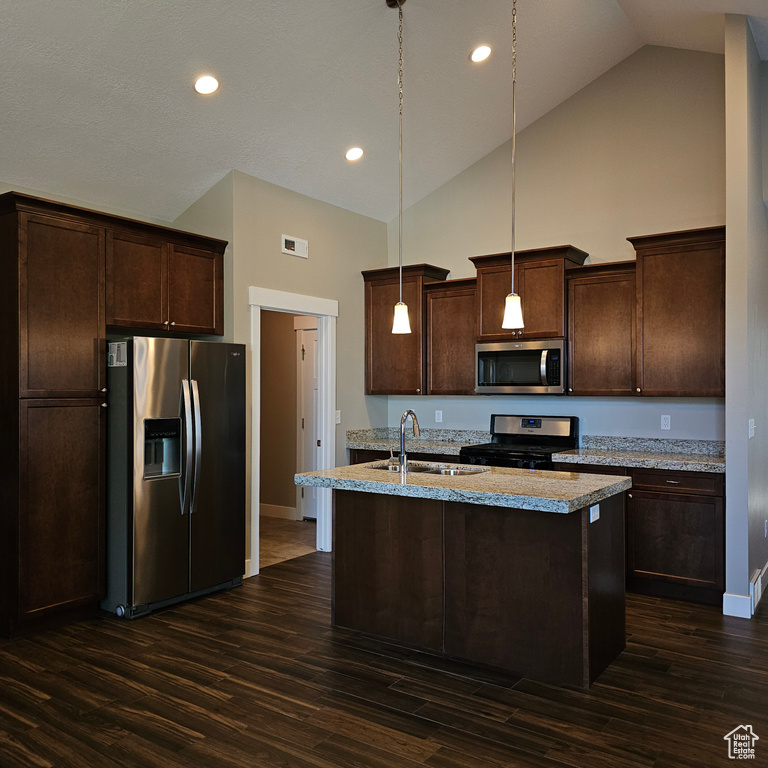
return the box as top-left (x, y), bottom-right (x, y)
top-left (553, 463), bottom-right (724, 606)
top-left (332, 489), bottom-right (626, 688)
top-left (2, 399), bottom-right (106, 635)
top-left (348, 449), bottom-right (457, 465)
top-left (627, 475), bottom-right (724, 605)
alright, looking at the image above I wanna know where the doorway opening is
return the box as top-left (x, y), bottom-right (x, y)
top-left (247, 286), bottom-right (338, 577)
top-left (258, 311), bottom-right (318, 568)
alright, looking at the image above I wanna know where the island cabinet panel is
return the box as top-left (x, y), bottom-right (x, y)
top-left (566, 262), bottom-right (636, 396)
top-left (425, 278), bottom-right (477, 395)
top-left (362, 264), bottom-right (449, 395)
top-left (630, 227), bottom-right (725, 397)
top-left (20, 213), bottom-right (106, 398)
top-left (17, 400), bottom-right (106, 625)
top-left (443, 497), bottom-right (624, 688)
top-left (333, 490), bottom-right (444, 652)
top-left (470, 246), bottom-right (588, 342)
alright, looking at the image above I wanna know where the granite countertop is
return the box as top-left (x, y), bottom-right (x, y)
top-left (347, 430), bottom-right (725, 473)
top-left (295, 461), bottom-right (631, 514)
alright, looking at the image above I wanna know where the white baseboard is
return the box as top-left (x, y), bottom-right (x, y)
top-left (260, 503), bottom-right (299, 520)
top-left (244, 559), bottom-right (258, 578)
top-left (723, 592), bottom-right (753, 619)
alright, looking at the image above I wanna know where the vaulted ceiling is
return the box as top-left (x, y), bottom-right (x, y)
top-left (1, 1), bottom-right (766, 223)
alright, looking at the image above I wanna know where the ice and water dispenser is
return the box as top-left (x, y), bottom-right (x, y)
top-left (143, 418), bottom-right (181, 478)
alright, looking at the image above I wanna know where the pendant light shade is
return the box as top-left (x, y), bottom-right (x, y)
top-left (392, 301), bottom-right (411, 334)
top-left (390, 0), bottom-right (411, 334)
top-left (502, 292), bottom-right (524, 329)
top-left (502, 0), bottom-right (524, 331)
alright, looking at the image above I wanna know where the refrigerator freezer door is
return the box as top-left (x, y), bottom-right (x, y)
top-left (132, 337), bottom-right (190, 607)
top-left (189, 341), bottom-right (246, 592)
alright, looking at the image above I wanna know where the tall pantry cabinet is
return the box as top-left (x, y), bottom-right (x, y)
top-left (0, 193), bottom-right (226, 636)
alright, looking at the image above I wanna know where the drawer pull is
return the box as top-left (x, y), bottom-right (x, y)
top-left (665, 480), bottom-right (680, 484)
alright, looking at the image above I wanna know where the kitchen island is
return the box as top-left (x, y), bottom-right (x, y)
top-left (295, 461), bottom-right (631, 688)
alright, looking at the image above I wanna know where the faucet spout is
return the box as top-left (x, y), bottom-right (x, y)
top-left (399, 409), bottom-right (420, 470)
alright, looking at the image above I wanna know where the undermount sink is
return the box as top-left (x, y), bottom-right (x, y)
top-left (370, 462), bottom-right (487, 476)
top-left (427, 467), bottom-right (487, 476)
top-left (372, 462), bottom-right (435, 473)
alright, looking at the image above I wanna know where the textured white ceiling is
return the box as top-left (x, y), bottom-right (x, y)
top-left (0, 0), bottom-right (765, 223)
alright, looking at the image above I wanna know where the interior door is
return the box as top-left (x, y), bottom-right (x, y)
top-left (131, 337), bottom-right (190, 607)
top-left (297, 329), bottom-right (319, 520)
top-left (189, 341), bottom-right (246, 592)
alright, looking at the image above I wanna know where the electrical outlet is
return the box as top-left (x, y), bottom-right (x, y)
top-left (749, 419), bottom-right (756, 439)
top-left (661, 415), bottom-right (671, 430)
top-left (589, 504), bottom-right (600, 523)
top-left (435, 410), bottom-right (443, 423)
top-left (335, 410), bottom-right (341, 425)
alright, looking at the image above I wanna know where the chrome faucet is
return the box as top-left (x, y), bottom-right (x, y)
top-left (399, 409), bottom-right (420, 470)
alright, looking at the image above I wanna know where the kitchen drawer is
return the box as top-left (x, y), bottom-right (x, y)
top-left (630, 469), bottom-right (723, 496)
top-left (553, 462), bottom-right (628, 476)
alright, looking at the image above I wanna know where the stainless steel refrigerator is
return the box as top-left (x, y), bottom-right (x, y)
top-left (101, 336), bottom-right (245, 618)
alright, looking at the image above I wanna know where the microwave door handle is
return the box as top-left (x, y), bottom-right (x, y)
top-left (540, 349), bottom-right (548, 386)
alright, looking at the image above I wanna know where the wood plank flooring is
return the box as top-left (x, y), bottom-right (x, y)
top-left (1, 552), bottom-right (767, 767)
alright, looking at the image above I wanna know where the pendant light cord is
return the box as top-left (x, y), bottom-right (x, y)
top-left (398, 3), bottom-right (404, 304)
top-left (510, 0), bottom-right (517, 296)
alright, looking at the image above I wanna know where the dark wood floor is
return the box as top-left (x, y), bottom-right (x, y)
top-left (1, 552), bottom-right (767, 767)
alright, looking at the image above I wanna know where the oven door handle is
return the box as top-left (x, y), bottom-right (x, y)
top-left (540, 349), bottom-right (548, 386)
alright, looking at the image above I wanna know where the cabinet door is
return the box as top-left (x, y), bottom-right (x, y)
top-left (106, 230), bottom-right (167, 330)
top-left (365, 276), bottom-right (424, 395)
top-left (476, 264), bottom-right (513, 341)
top-left (626, 490), bottom-right (724, 592)
top-left (20, 214), bottom-right (105, 397)
top-left (636, 241), bottom-right (724, 396)
top-left (168, 245), bottom-right (223, 335)
top-left (18, 399), bottom-right (106, 621)
top-left (568, 271), bottom-right (635, 395)
top-left (516, 259), bottom-right (565, 339)
top-left (426, 285), bottom-right (477, 395)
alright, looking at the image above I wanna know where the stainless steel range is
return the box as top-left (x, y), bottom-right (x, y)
top-left (459, 414), bottom-right (579, 470)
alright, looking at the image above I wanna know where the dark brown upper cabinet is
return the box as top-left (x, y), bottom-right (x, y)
top-left (470, 246), bottom-right (588, 341)
top-left (362, 264), bottom-right (449, 395)
top-left (17, 212), bottom-right (106, 398)
top-left (629, 227), bottom-right (725, 398)
top-left (106, 231), bottom-right (224, 335)
top-left (566, 261), bottom-right (636, 396)
top-left (424, 278), bottom-right (477, 395)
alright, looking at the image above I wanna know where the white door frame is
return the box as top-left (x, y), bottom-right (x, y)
top-left (248, 286), bottom-right (338, 577)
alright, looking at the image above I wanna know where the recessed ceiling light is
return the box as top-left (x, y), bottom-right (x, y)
top-left (194, 76), bottom-right (219, 95)
top-left (470, 45), bottom-right (492, 63)
top-left (345, 147), bottom-right (364, 161)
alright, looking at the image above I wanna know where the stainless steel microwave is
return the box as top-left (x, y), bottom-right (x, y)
top-left (475, 339), bottom-right (566, 395)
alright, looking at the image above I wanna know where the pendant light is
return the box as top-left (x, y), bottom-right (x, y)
top-left (389, 0), bottom-right (411, 334)
top-left (501, 0), bottom-right (524, 331)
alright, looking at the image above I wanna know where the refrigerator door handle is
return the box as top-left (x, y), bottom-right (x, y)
top-left (190, 378), bottom-right (203, 514)
top-left (180, 379), bottom-right (194, 515)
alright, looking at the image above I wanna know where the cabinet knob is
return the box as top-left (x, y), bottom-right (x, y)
top-left (101, 402), bottom-right (108, 408)
top-left (568, 388), bottom-right (573, 392)
top-left (163, 320), bottom-right (170, 326)
top-left (101, 387), bottom-right (107, 393)
top-left (628, 493), bottom-right (632, 498)
top-left (170, 321), bottom-right (176, 326)
top-left (636, 388), bottom-right (641, 393)
top-left (416, 389), bottom-right (421, 393)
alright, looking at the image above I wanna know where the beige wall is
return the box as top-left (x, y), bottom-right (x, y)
top-left (259, 310), bottom-right (298, 510)
top-left (388, 45), bottom-right (725, 275)
top-left (386, 45), bottom-right (727, 443)
top-left (724, 15), bottom-right (768, 605)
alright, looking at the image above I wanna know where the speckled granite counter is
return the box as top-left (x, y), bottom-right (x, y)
top-left (295, 460), bottom-right (631, 514)
top-left (552, 436), bottom-right (725, 473)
